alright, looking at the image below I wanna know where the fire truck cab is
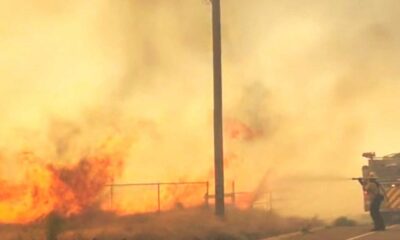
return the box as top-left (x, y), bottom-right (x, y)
top-left (361, 152), bottom-right (400, 221)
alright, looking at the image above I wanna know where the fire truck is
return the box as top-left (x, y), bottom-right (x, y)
top-left (359, 152), bottom-right (400, 221)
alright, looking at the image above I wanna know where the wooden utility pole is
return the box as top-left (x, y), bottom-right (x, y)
top-left (211, 0), bottom-right (225, 217)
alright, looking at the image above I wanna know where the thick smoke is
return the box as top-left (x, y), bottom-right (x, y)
top-left (1, 0), bottom-right (400, 221)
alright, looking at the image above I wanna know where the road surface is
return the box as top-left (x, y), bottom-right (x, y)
top-left (264, 224), bottom-right (400, 240)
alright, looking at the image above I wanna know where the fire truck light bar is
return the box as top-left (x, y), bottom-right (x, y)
top-left (362, 152), bottom-right (376, 159)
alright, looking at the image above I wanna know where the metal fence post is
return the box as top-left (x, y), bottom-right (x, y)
top-left (110, 184), bottom-right (114, 209)
top-left (232, 181), bottom-right (236, 206)
top-left (205, 181), bottom-right (210, 207)
top-left (157, 183), bottom-right (161, 213)
top-left (269, 192), bottom-right (273, 211)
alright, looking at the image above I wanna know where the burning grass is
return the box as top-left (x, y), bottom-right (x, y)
top-left (0, 149), bottom-right (125, 224)
top-left (0, 207), bottom-right (323, 240)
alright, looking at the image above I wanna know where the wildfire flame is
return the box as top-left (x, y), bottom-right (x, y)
top-left (0, 117), bottom-right (260, 224)
top-left (0, 152), bottom-right (122, 224)
top-left (225, 118), bottom-right (260, 141)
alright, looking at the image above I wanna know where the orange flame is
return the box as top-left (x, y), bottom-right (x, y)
top-left (0, 117), bottom-right (263, 224)
top-left (0, 152), bottom-right (122, 224)
top-left (224, 118), bottom-right (262, 141)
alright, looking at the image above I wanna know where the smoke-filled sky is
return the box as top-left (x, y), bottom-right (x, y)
top-left (1, 0), bottom-right (400, 219)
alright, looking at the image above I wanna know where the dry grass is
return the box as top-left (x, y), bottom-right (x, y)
top-left (0, 207), bottom-right (323, 240)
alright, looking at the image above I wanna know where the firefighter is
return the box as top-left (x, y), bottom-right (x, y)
top-left (359, 172), bottom-right (385, 231)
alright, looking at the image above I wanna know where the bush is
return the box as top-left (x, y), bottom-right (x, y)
top-left (332, 217), bottom-right (357, 227)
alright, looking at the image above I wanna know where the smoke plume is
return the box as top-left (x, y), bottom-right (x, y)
top-left (1, 0), bottom-right (400, 222)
